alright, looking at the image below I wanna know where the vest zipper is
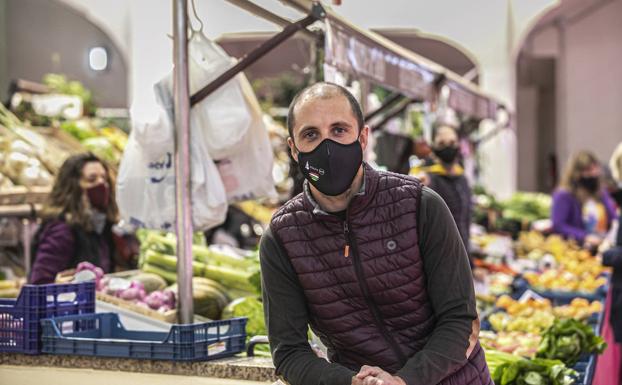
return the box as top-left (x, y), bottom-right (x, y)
top-left (343, 215), bottom-right (407, 364)
top-left (343, 221), bottom-right (350, 258)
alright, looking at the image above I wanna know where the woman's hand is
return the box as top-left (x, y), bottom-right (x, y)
top-left (585, 234), bottom-right (603, 247)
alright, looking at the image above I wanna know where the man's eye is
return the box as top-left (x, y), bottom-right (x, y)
top-left (303, 131), bottom-right (317, 140)
top-left (333, 127), bottom-right (346, 134)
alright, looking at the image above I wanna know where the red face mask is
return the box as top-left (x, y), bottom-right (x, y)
top-left (86, 183), bottom-right (110, 212)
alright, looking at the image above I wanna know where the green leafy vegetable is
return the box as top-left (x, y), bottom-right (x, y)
top-left (222, 296), bottom-right (270, 357)
top-left (489, 352), bottom-right (577, 385)
top-left (536, 319), bottom-right (607, 366)
top-left (43, 73), bottom-right (96, 115)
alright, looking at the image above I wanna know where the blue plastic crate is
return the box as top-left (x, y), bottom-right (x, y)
top-left (41, 312), bottom-right (248, 362)
top-left (573, 354), bottom-right (597, 385)
top-left (0, 282), bottom-right (95, 354)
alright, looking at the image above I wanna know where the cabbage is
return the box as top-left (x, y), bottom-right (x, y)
top-left (221, 296), bottom-right (265, 337)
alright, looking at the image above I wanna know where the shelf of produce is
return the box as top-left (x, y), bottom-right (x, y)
top-left (0, 353), bottom-right (276, 383)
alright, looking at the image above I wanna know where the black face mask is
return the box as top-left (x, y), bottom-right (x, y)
top-left (296, 138), bottom-right (363, 197)
top-left (577, 176), bottom-right (600, 194)
top-left (433, 146), bottom-right (459, 164)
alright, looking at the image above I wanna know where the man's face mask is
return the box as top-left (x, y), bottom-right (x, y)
top-left (433, 146), bottom-right (459, 164)
top-left (296, 138), bottom-right (363, 197)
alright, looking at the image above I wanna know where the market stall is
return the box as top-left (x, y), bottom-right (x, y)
top-left (0, 1), bottom-right (616, 385)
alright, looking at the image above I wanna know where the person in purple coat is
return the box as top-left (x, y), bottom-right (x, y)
top-left (29, 153), bottom-right (135, 284)
top-left (551, 151), bottom-right (616, 249)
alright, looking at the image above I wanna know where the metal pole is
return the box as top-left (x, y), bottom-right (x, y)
top-left (173, 0), bottom-right (194, 324)
top-left (225, 0), bottom-right (317, 41)
top-left (22, 218), bottom-right (33, 277)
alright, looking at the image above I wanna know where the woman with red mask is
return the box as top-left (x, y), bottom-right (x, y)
top-left (29, 153), bottom-right (135, 284)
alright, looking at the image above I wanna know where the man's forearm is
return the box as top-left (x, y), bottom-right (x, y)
top-left (274, 346), bottom-right (356, 385)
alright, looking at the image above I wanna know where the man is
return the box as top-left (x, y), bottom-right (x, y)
top-left (412, 124), bottom-right (472, 263)
top-left (260, 82), bottom-right (490, 385)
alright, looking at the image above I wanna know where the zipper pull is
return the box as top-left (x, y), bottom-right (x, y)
top-left (343, 221), bottom-right (350, 258)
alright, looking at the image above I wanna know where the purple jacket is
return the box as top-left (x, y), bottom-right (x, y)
top-left (551, 189), bottom-right (616, 243)
top-left (30, 220), bottom-right (112, 284)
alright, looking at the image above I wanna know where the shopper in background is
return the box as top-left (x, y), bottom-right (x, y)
top-left (29, 153), bottom-right (137, 284)
top-left (593, 144), bottom-right (622, 385)
top-left (415, 124), bottom-right (472, 255)
top-left (609, 142), bottom-right (622, 208)
top-left (551, 151), bottom-right (616, 249)
top-left (260, 82), bottom-right (490, 385)
top-left (603, 143), bottom-right (622, 341)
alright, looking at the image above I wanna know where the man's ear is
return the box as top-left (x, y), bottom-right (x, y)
top-left (288, 137), bottom-right (299, 162)
top-left (359, 125), bottom-right (370, 152)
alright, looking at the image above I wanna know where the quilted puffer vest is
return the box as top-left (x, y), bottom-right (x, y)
top-left (270, 164), bottom-right (491, 384)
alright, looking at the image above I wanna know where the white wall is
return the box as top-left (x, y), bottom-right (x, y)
top-left (50, 0), bottom-right (564, 197)
top-left (57, 0), bottom-right (558, 110)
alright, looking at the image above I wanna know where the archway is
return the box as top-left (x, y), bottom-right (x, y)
top-left (1, 0), bottom-right (129, 108)
top-left (515, 0), bottom-right (622, 193)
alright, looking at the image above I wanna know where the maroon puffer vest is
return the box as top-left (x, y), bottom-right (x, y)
top-left (270, 164), bottom-right (491, 384)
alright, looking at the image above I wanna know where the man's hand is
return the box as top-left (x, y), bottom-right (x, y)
top-left (352, 366), bottom-right (407, 385)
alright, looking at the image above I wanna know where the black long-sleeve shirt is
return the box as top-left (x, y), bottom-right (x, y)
top-left (259, 187), bottom-right (477, 385)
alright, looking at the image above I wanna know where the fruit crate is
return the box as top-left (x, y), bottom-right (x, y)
top-left (0, 281), bottom-right (95, 354)
top-left (41, 312), bottom-right (247, 362)
top-left (512, 277), bottom-right (608, 306)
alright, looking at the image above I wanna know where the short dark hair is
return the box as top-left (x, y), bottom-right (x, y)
top-left (287, 82), bottom-right (364, 139)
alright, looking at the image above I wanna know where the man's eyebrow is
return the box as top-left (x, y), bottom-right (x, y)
top-left (330, 121), bottom-right (353, 128)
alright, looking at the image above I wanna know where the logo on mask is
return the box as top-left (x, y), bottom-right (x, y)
top-left (304, 162), bottom-right (325, 180)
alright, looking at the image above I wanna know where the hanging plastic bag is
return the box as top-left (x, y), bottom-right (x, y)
top-left (156, 32), bottom-right (251, 160)
top-left (117, 83), bottom-right (227, 231)
top-left (214, 74), bottom-right (277, 202)
top-left (116, 131), bottom-right (228, 231)
top-left (130, 102), bottom-right (174, 157)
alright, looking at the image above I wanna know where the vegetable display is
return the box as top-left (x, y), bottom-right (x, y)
top-left (139, 232), bottom-right (261, 295)
top-left (75, 261), bottom-right (176, 314)
top-left (490, 352), bottom-right (577, 385)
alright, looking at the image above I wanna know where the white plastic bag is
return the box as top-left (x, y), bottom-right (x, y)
top-left (130, 104), bottom-right (174, 157)
top-left (117, 87), bottom-right (227, 231)
top-left (214, 75), bottom-right (277, 202)
top-left (158, 32), bottom-right (251, 160)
